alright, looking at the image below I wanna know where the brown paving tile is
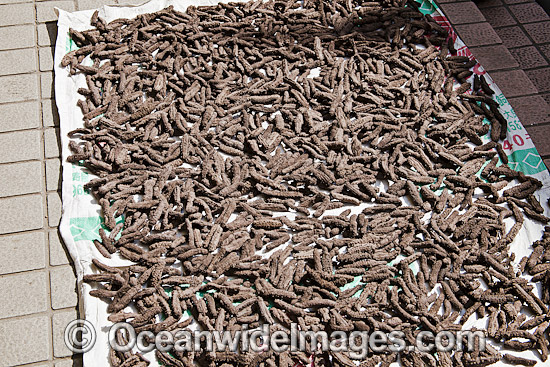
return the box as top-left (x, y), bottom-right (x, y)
top-left (525, 124), bottom-right (550, 155)
top-left (490, 69), bottom-right (538, 96)
top-left (542, 92), bottom-right (550, 106)
top-left (539, 43), bottom-right (550, 60)
top-left (510, 46), bottom-right (548, 69)
top-left (470, 45), bottom-right (519, 70)
top-left (481, 6), bottom-right (517, 27)
top-left (455, 22), bottom-right (502, 47)
top-left (495, 26), bottom-right (532, 47)
top-left (526, 67), bottom-right (550, 92)
top-left (509, 3), bottom-right (549, 24)
top-left (439, 2), bottom-right (485, 24)
top-left (504, 0), bottom-right (535, 4)
top-left (544, 158), bottom-right (550, 172)
top-left (509, 95), bottom-right (550, 125)
top-left (475, 0), bottom-right (503, 8)
top-left (523, 21), bottom-right (550, 44)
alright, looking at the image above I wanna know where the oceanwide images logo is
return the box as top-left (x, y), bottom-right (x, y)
top-left (66, 319), bottom-right (486, 357)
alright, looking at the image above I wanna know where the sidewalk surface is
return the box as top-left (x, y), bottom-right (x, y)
top-left (0, 0), bottom-right (548, 366)
top-left (440, 0), bottom-right (550, 163)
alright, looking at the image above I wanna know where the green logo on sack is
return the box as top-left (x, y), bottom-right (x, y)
top-left (507, 148), bottom-right (547, 175)
top-left (70, 216), bottom-right (124, 242)
top-left (66, 32), bottom-right (79, 53)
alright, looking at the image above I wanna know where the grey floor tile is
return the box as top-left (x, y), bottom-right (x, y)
top-left (52, 309), bottom-right (78, 358)
top-left (0, 270), bottom-right (48, 318)
top-left (0, 129), bottom-right (41, 163)
top-left (0, 160), bottom-right (43, 197)
top-left (0, 231), bottom-right (46, 275)
top-left (36, 0), bottom-right (75, 22)
top-left (0, 315), bottom-right (51, 365)
top-left (0, 0), bottom-right (33, 3)
top-left (0, 194), bottom-right (44, 234)
top-left (41, 71), bottom-right (54, 100)
top-left (38, 22), bottom-right (58, 47)
top-left (0, 24), bottom-right (35, 50)
top-left (0, 73), bottom-right (38, 103)
top-left (0, 101), bottom-right (40, 133)
top-left (0, 48), bottom-right (37, 75)
top-left (49, 230), bottom-right (70, 266)
top-left (46, 158), bottom-right (61, 191)
top-left (50, 265), bottom-right (78, 310)
top-left (42, 99), bottom-right (60, 127)
top-left (77, 0), bottom-right (117, 10)
top-left (44, 127), bottom-right (61, 158)
top-left (0, 3), bottom-right (34, 27)
top-left (39, 46), bottom-right (55, 72)
top-left (47, 192), bottom-right (62, 227)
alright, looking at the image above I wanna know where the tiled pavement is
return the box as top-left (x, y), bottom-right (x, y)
top-left (438, 0), bottom-right (550, 167)
top-left (0, 0), bottom-right (549, 366)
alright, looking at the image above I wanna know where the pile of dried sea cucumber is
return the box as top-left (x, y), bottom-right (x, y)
top-left (62, 0), bottom-right (550, 365)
